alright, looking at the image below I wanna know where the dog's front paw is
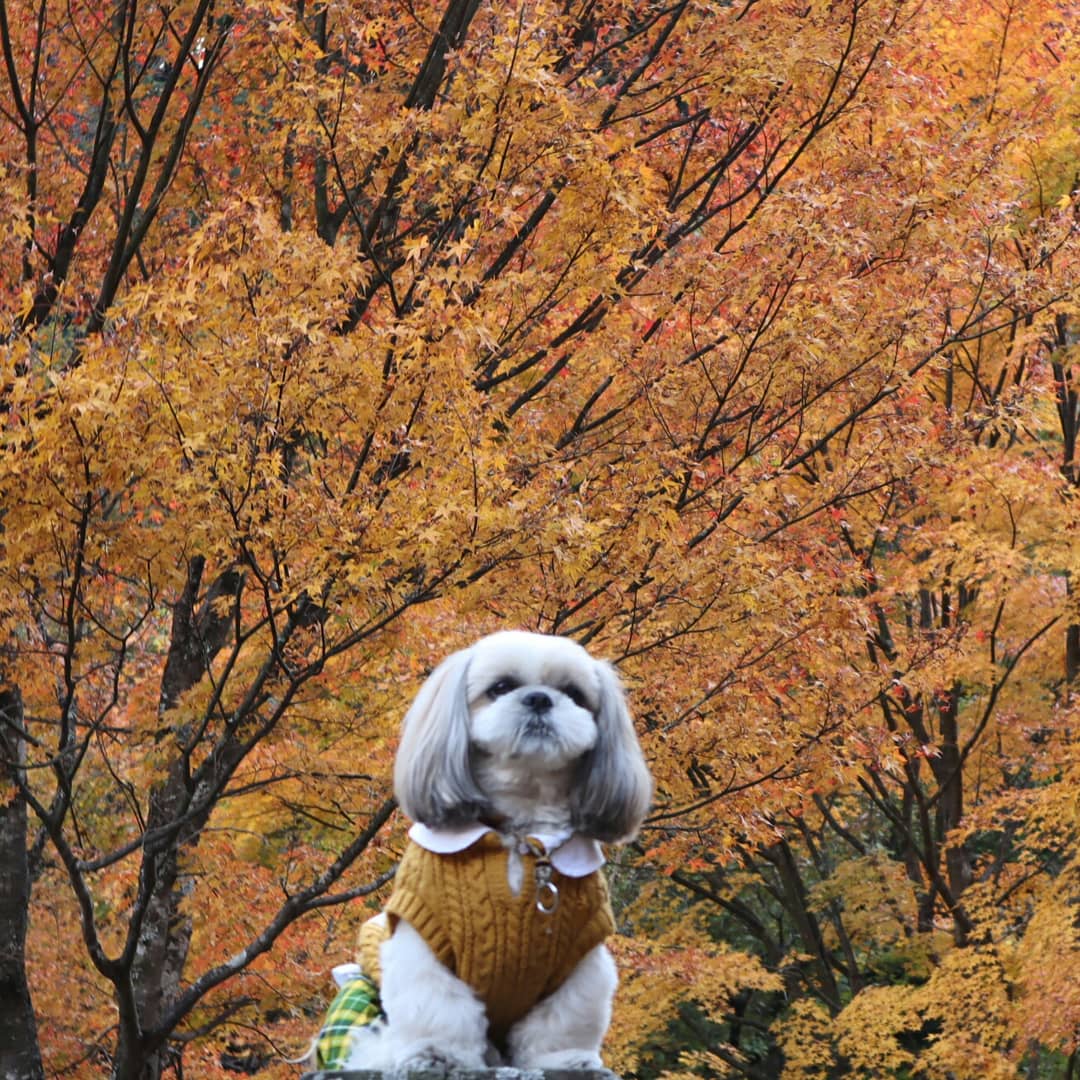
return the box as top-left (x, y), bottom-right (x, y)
top-left (396, 1043), bottom-right (487, 1072)
top-left (518, 1049), bottom-right (605, 1071)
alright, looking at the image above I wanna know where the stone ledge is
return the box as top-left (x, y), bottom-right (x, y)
top-left (302, 1070), bottom-right (620, 1080)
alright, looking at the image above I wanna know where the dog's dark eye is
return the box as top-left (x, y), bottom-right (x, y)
top-left (561, 683), bottom-right (590, 709)
top-left (487, 678), bottom-right (519, 699)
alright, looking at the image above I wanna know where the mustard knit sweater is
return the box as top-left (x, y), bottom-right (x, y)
top-left (382, 834), bottom-right (615, 1043)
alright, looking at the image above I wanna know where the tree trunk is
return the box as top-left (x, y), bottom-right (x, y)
top-left (929, 685), bottom-right (972, 944)
top-left (113, 559), bottom-right (244, 1080)
top-left (1066, 613), bottom-right (1079, 685)
top-left (762, 839), bottom-right (841, 1011)
top-left (123, 761), bottom-right (196, 1080)
top-left (0, 687), bottom-right (44, 1080)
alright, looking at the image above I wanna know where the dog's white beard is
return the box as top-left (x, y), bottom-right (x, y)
top-left (506, 845), bottom-right (525, 896)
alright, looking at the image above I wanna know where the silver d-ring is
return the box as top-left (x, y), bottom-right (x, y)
top-left (536, 880), bottom-right (560, 915)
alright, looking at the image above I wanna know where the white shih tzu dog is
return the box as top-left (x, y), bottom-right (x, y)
top-left (340, 630), bottom-right (652, 1072)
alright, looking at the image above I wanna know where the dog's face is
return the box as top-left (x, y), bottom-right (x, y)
top-left (393, 631), bottom-right (652, 842)
top-left (466, 632), bottom-right (602, 768)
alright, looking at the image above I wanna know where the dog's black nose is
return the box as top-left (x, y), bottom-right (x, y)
top-left (521, 690), bottom-right (553, 713)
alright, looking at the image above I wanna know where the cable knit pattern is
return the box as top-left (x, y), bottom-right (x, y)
top-left (383, 834), bottom-right (616, 1043)
top-left (354, 912), bottom-right (388, 983)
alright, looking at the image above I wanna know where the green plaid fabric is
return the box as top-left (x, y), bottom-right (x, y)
top-left (315, 973), bottom-right (382, 1070)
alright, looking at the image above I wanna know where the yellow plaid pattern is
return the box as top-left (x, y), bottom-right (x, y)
top-left (314, 973), bottom-right (382, 1070)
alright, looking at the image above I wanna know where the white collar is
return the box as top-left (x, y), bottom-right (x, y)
top-left (408, 822), bottom-right (605, 877)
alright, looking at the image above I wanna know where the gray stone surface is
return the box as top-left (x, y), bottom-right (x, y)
top-left (302, 1070), bottom-right (619, 1080)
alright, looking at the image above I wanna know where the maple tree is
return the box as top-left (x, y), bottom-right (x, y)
top-left (0, 0), bottom-right (1078, 1077)
top-left (604, 3), bottom-right (1080, 1077)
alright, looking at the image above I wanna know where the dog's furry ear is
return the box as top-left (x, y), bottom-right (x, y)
top-left (393, 648), bottom-right (489, 827)
top-left (572, 660), bottom-right (652, 843)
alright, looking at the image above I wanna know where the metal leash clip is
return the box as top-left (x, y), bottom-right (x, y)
top-left (534, 855), bottom-right (560, 915)
top-left (522, 836), bottom-right (560, 915)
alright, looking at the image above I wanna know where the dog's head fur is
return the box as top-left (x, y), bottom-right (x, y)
top-left (393, 631), bottom-right (651, 842)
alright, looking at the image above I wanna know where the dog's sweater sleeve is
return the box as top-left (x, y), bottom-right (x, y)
top-left (354, 912), bottom-right (389, 982)
top-left (383, 835), bottom-right (615, 1042)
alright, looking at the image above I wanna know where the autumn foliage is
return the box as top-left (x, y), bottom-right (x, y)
top-left (1, 0), bottom-right (1079, 1077)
